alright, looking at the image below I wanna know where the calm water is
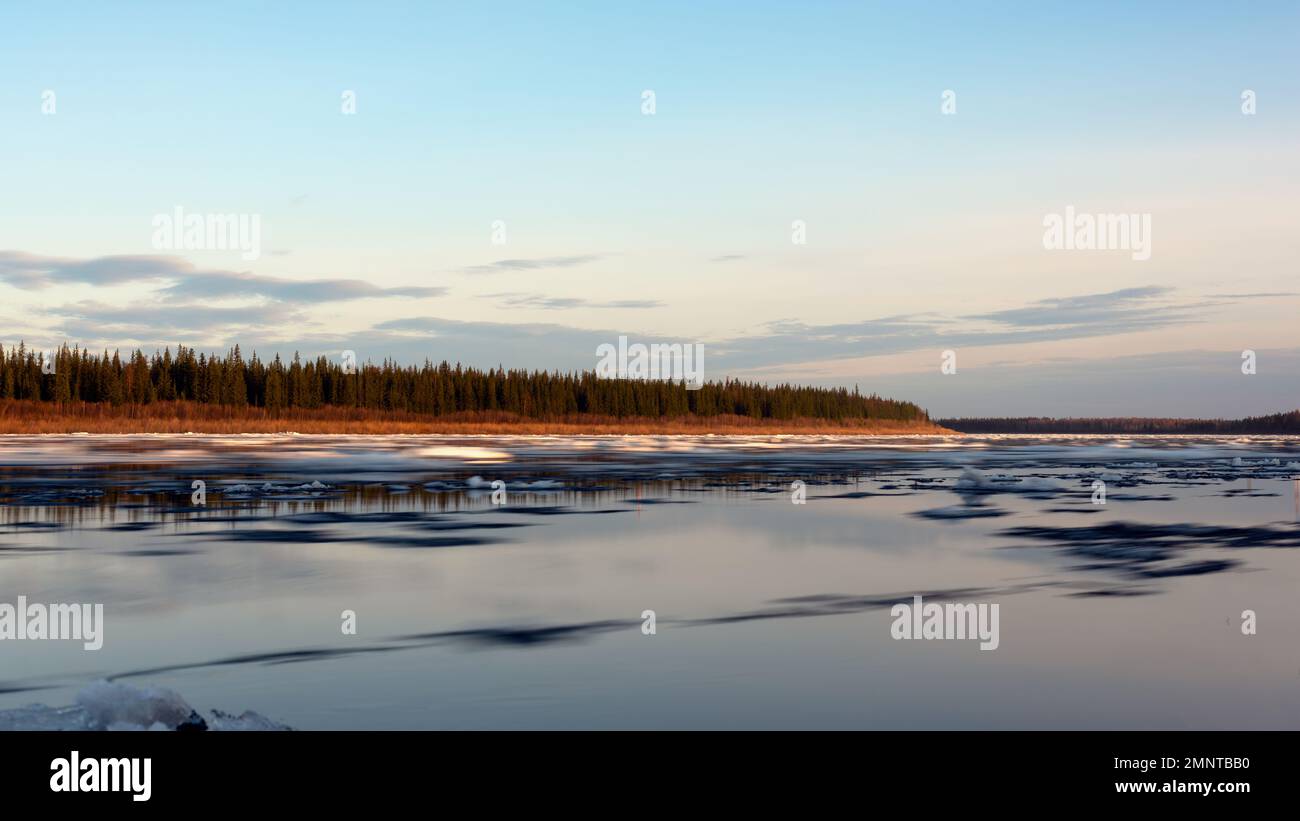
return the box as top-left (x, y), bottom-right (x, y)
top-left (2, 434), bottom-right (1299, 729)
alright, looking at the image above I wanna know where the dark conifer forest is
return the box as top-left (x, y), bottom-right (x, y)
top-left (941, 412), bottom-right (1300, 434)
top-left (0, 343), bottom-right (930, 423)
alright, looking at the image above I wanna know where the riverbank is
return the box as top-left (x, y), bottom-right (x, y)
top-left (0, 401), bottom-right (952, 435)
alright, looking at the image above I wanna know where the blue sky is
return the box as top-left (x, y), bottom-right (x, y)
top-left (1, 1), bottom-right (1297, 416)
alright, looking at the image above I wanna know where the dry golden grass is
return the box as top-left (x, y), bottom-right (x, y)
top-left (0, 400), bottom-right (954, 435)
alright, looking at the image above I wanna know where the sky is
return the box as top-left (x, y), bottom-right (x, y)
top-left (1, 1), bottom-right (1297, 418)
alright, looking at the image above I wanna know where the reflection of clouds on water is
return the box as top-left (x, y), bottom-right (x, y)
top-left (14, 581), bottom-right (1114, 695)
top-left (999, 520), bottom-right (1300, 580)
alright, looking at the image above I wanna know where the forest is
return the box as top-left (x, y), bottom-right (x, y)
top-left (940, 412), bottom-right (1300, 434)
top-left (0, 343), bottom-right (931, 423)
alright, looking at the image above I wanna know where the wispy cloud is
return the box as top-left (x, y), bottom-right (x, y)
top-left (157, 271), bottom-right (443, 303)
top-left (0, 251), bottom-right (181, 289)
top-left (708, 286), bottom-right (1211, 371)
top-left (842, 347), bottom-right (1300, 419)
top-left (340, 286), bottom-right (1217, 377)
top-left (0, 251), bottom-right (444, 304)
top-left (481, 292), bottom-right (661, 310)
top-left (966, 286), bottom-right (1179, 327)
top-left (1208, 292), bottom-right (1298, 299)
top-left (459, 254), bottom-right (604, 275)
top-left (49, 301), bottom-right (308, 338)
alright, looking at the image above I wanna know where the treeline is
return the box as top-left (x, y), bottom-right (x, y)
top-left (0, 343), bottom-right (930, 422)
top-left (940, 411), bottom-right (1300, 434)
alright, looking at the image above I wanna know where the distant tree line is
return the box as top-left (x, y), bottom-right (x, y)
top-left (0, 343), bottom-right (930, 422)
top-left (940, 412), bottom-right (1300, 434)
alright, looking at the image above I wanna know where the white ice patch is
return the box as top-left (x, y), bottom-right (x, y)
top-left (954, 467), bottom-right (1062, 493)
top-left (222, 480), bottom-right (329, 495)
top-left (1231, 457), bottom-right (1281, 469)
top-left (521, 480), bottom-right (564, 490)
top-left (954, 467), bottom-right (993, 490)
top-left (78, 680), bottom-right (194, 731)
top-left (0, 680), bottom-right (290, 731)
top-left (1016, 477), bottom-right (1064, 492)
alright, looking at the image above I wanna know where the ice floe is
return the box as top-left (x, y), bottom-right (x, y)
top-left (954, 467), bottom-right (1064, 494)
top-left (0, 680), bottom-right (290, 731)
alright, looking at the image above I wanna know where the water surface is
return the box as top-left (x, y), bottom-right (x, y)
top-left (2, 434), bottom-right (1298, 729)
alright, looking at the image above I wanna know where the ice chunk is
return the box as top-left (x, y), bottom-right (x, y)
top-left (1016, 477), bottom-right (1064, 492)
top-left (0, 680), bottom-right (291, 731)
top-left (77, 680), bottom-right (194, 731)
top-left (954, 467), bottom-right (991, 490)
top-left (955, 468), bottom-right (1061, 493)
top-left (915, 504), bottom-right (1010, 520)
top-left (207, 709), bottom-right (292, 731)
